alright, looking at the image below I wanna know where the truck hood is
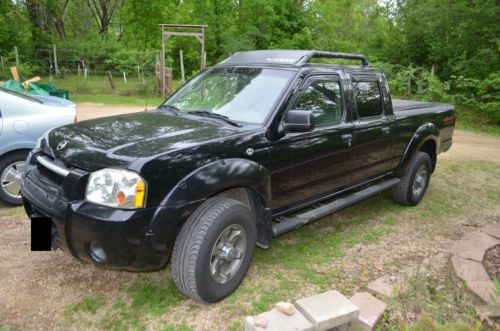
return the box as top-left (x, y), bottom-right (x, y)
top-left (46, 111), bottom-right (242, 171)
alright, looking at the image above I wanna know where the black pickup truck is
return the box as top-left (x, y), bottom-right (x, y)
top-left (21, 50), bottom-right (455, 303)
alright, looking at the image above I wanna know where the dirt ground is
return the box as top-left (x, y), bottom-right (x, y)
top-left (1, 103), bottom-right (499, 330)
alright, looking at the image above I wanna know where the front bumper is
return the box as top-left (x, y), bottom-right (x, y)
top-left (21, 151), bottom-right (184, 271)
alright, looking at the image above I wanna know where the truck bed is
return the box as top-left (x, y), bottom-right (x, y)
top-left (392, 99), bottom-right (455, 156)
top-left (393, 99), bottom-right (453, 114)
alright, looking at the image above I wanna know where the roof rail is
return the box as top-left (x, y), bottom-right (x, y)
top-left (296, 51), bottom-right (369, 67)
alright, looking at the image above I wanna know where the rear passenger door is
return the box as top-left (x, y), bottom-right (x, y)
top-left (351, 74), bottom-right (394, 182)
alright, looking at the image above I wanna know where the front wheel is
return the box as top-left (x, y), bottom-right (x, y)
top-left (171, 197), bottom-right (256, 303)
top-left (0, 151), bottom-right (29, 206)
top-left (392, 151), bottom-right (432, 206)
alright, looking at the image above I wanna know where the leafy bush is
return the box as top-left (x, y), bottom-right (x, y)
top-left (452, 71), bottom-right (500, 125)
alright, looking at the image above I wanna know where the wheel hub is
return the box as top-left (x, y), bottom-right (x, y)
top-left (210, 224), bottom-right (246, 284)
top-left (412, 165), bottom-right (428, 197)
top-left (1, 161), bottom-right (26, 199)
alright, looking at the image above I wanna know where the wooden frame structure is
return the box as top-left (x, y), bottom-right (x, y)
top-left (159, 24), bottom-right (207, 97)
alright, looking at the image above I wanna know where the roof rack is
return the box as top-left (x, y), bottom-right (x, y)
top-left (296, 51), bottom-right (369, 67)
top-left (219, 50), bottom-right (369, 67)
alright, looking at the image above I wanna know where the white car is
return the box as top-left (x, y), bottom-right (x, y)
top-left (0, 87), bottom-right (76, 205)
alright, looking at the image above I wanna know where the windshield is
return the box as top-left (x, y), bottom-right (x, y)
top-left (163, 67), bottom-right (294, 124)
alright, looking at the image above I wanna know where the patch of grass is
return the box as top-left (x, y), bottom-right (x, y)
top-left (0, 205), bottom-right (25, 219)
top-left (37, 74), bottom-right (179, 107)
top-left (455, 106), bottom-right (500, 136)
top-left (380, 258), bottom-right (484, 330)
top-left (128, 279), bottom-right (186, 316)
top-left (161, 324), bottom-right (193, 331)
top-left (65, 294), bottom-right (105, 315)
top-left (406, 314), bottom-right (478, 331)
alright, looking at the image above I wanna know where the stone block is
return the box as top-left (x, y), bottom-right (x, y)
top-left (349, 292), bottom-right (387, 331)
top-left (244, 308), bottom-right (314, 331)
top-left (295, 290), bottom-right (359, 331)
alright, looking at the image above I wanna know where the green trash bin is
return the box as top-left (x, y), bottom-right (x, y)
top-left (33, 82), bottom-right (56, 92)
top-left (49, 88), bottom-right (70, 100)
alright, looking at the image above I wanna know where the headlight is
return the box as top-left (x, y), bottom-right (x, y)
top-left (85, 169), bottom-right (147, 209)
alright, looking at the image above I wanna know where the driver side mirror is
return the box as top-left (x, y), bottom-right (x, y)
top-left (283, 110), bottom-right (315, 132)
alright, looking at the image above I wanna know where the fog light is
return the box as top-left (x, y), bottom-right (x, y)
top-left (89, 241), bottom-right (106, 262)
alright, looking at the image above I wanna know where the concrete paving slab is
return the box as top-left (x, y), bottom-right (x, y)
top-left (367, 275), bottom-right (400, 298)
top-left (452, 240), bottom-right (487, 262)
top-left (481, 224), bottom-right (500, 240)
top-left (451, 256), bottom-right (491, 282)
top-left (295, 290), bottom-right (359, 331)
top-left (244, 308), bottom-right (314, 331)
top-left (349, 292), bottom-right (387, 331)
top-left (466, 280), bottom-right (499, 305)
top-left (461, 231), bottom-right (500, 251)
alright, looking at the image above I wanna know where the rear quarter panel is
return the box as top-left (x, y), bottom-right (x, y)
top-left (392, 102), bottom-right (455, 168)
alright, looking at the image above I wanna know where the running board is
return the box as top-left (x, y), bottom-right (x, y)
top-left (272, 178), bottom-right (401, 236)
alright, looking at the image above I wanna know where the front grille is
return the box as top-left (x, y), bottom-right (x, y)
top-left (34, 154), bottom-right (72, 187)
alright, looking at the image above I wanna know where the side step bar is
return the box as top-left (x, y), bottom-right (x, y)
top-left (272, 178), bottom-right (401, 236)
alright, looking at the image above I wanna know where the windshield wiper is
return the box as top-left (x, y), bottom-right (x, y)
top-left (187, 111), bottom-right (242, 127)
top-left (158, 104), bottom-right (182, 116)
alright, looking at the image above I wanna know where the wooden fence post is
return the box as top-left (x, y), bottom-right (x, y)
top-left (180, 50), bottom-right (185, 85)
top-left (155, 61), bottom-right (162, 93)
top-left (166, 67), bottom-right (173, 95)
top-left (107, 71), bottom-right (116, 92)
top-left (53, 44), bottom-right (60, 76)
top-left (14, 46), bottom-right (19, 67)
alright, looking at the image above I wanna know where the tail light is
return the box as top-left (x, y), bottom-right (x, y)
top-left (74, 115), bottom-right (78, 123)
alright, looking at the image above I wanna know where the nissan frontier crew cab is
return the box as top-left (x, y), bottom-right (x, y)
top-left (21, 50), bottom-right (455, 303)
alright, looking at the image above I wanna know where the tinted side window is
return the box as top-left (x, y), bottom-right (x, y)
top-left (295, 80), bottom-right (343, 125)
top-left (355, 81), bottom-right (382, 118)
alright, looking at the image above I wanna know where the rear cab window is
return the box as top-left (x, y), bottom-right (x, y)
top-left (352, 76), bottom-right (383, 118)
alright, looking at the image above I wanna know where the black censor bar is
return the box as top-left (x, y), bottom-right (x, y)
top-left (31, 217), bottom-right (52, 251)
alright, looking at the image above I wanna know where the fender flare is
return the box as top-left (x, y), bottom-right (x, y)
top-left (395, 122), bottom-right (440, 175)
top-left (160, 158), bottom-right (271, 207)
top-left (147, 158), bottom-right (273, 257)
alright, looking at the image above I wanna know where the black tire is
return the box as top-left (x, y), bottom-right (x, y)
top-left (171, 197), bottom-right (256, 303)
top-left (392, 151), bottom-right (432, 206)
top-left (0, 151), bottom-right (29, 206)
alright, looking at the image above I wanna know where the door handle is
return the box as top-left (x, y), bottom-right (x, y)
top-left (341, 134), bottom-right (353, 147)
top-left (381, 127), bottom-right (391, 134)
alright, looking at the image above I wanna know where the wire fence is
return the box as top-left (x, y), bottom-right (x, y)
top-left (0, 46), bottom-right (184, 97)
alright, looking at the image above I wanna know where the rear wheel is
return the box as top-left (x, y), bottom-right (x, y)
top-left (0, 151), bottom-right (29, 206)
top-left (171, 197), bottom-right (256, 303)
top-left (392, 151), bottom-right (432, 206)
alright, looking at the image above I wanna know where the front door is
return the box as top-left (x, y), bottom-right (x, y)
top-left (268, 75), bottom-right (354, 211)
